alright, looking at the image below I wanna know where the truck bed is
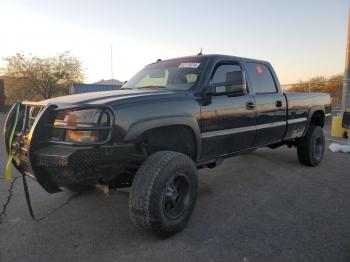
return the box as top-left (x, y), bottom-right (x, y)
top-left (284, 92), bottom-right (331, 140)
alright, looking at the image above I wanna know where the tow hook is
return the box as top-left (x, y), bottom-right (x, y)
top-left (95, 183), bottom-right (110, 195)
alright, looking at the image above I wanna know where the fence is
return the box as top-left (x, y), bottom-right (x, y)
top-left (281, 80), bottom-right (343, 93)
top-left (281, 80), bottom-right (344, 108)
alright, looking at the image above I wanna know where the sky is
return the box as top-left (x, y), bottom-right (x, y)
top-left (0, 0), bottom-right (348, 84)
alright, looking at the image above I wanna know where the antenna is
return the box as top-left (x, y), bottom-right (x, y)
top-left (110, 45), bottom-right (114, 79)
top-left (197, 48), bottom-right (203, 56)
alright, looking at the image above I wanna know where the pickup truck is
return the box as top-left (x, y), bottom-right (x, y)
top-left (4, 54), bottom-right (331, 238)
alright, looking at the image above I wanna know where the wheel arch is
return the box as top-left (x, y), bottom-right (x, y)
top-left (310, 110), bottom-right (326, 127)
top-left (124, 115), bottom-right (202, 160)
top-left (303, 106), bottom-right (326, 136)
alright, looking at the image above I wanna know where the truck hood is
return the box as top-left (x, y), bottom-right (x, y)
top-left (40, 89), bottom-right (185, 105)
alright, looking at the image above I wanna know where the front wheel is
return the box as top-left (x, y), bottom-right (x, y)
top-left (129, 151), bottom-right (198, 238)
top-left (297, 125), bottom-right (325, 166)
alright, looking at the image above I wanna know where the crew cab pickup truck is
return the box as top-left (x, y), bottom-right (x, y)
top-left (4, 54), bottom-right (331, 238)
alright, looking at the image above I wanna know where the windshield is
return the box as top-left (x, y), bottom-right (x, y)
top-left (122, 57), bottom-right (207, 91)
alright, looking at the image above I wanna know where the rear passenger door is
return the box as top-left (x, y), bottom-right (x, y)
top-left (245, 62), bottom-right (287, 146)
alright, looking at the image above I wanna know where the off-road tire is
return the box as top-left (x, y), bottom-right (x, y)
top-left (297, 125), bottom-right (325, 166)
top-left (129, 151), bottom-right (198, 238)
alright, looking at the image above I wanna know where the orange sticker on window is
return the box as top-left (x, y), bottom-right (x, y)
top-left (256, 66), bottom-right (263, 74)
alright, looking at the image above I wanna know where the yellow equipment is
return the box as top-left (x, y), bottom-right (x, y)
top-left (331, 116), bottom-right (348, 138)
top-left (331, 109), bottom-right (350, 138)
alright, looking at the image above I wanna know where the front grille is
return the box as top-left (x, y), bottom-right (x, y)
top-left (25, 105), bottom-right (44, 134)
top-left (17, 103), bottom-right (46, 161)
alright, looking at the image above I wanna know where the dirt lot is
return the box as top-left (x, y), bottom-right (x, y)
top-left (0, 115), bottom-right (350, 262)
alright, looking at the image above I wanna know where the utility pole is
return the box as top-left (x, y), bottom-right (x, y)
top-left (342, 7), bottom-right (350, 109)
top-left (111, 45), bottom-right (114, 80)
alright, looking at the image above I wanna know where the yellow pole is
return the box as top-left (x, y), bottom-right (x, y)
top-left (332, 7), bottom-right (350, 137)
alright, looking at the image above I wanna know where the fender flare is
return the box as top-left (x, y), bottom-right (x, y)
top-left (124, 115), bottom-right (202, 160)
top-left (304, 105), bottom-right (326, 135)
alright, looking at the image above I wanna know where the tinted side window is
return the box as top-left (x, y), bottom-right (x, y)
top-left (211, 64), bottom-right (242, 84)
top-left (246, 63), bottom-right (277, 93)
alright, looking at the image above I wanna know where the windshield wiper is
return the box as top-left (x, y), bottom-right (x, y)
top-left (137, 85), bottom-right (167, 90)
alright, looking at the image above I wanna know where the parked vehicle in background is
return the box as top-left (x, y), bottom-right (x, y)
top-left (4, 54), bottom-right (331, 238)
top-left (69, 83), bottom-right (121, 94)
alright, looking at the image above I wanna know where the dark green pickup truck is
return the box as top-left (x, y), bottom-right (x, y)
top-left (4, 54), bottom-right (331, 237)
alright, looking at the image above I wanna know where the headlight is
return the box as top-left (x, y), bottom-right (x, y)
top-left (52, 108), bottom-right (112, 144)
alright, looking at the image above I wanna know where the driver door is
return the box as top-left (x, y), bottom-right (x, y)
top-left (200, 62), bottom-right (256, 158)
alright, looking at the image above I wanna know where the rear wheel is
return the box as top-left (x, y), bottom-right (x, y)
top-left (297, 125), bottom-right (325, 166)
top-left (129, 151), bottom-right (198, 238)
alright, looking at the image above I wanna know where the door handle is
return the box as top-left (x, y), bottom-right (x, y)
top-left (276, 100), bottom-right (282, 107)
top-left (246, 101), bottom-right (255, 110)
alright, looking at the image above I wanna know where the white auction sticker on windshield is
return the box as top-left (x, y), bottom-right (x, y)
top-left (178, 63), bottom-right (200, 68)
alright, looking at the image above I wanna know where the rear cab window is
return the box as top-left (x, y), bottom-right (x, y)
top-left (246, 62), bottom-right (278, 94)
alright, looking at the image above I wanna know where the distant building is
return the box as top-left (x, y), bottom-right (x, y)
top-left (69, 79), bottom-right (123, 94)
top-left (94, 79), bottom-right (124, 86)
top-left (0, 79), bottom-right (6, 111)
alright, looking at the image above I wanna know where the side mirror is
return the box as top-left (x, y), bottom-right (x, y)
top-left (205, 70), bottom-right (247, 96)
top-left (207, 82), bottom-right (247, 96)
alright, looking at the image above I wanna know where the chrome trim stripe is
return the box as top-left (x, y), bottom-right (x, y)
top-left (202, 117), bottom-right (308, 139)
top-left (201, 121), bottom-right (286, 139)
top-left (287, 117), bottom-right (307, 124)
top-left (257, 121), bottom-right (286, 129)
top-left (202, 126), bottom-right (255, 138)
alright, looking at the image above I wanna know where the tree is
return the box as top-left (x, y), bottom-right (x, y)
top-left (2, 76), bottom-right (35, 104)
top-left (4, 52), bottom-right (85, 99)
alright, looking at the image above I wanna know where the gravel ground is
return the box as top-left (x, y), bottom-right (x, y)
top-left (0, 114), bottom-right (350, 262)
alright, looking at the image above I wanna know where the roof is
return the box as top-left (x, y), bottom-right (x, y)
top-left (151, 54), bottom-right (269, 65)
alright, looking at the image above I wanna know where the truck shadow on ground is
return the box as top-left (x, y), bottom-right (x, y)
top-left (2, 146), bottom-right (350, 262)
top-left (11, 147), bottom-right (300, 234)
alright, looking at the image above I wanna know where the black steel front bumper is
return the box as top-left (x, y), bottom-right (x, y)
top-left (31, 144), bottom-right (136, 192)
top-left (34, 144), bottom-right (135, 170)
top-left (4, 101), bottom-right (136, 193)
